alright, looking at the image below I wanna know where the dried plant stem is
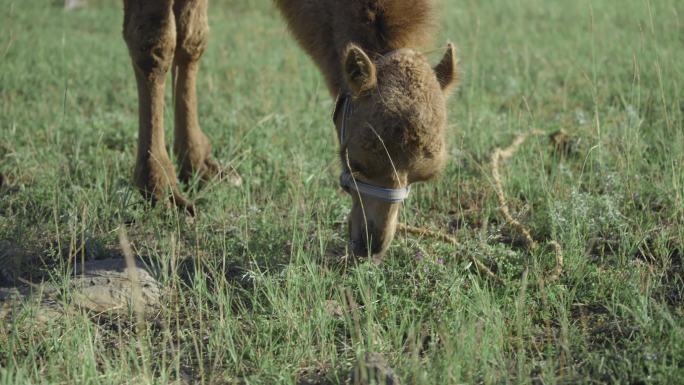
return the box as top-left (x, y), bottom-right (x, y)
top-left (490, 130), bottom-right (564, 283)
top-left (490, 130), bottom-right (545, 250)
top-left (397, 223), bottom-right (459, 245)
top-left (397, 223), bottom-right (502, 284)
top-left (398, 129), bottom-right (565, 285)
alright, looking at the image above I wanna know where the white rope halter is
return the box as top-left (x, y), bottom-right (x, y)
top-left (335, 94), bottom-right (412, 203)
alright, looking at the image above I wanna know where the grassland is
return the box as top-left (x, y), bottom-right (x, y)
top-left (1, 0), bottom-right (683, 383)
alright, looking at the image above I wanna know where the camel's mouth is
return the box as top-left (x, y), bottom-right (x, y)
top-left (346, 193), bottom-right (401, 262)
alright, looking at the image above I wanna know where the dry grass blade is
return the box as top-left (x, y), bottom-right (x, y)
top-left (118, 225), bottom-right (152, 381)
top-left (118, 226), bottom-right (144, 325)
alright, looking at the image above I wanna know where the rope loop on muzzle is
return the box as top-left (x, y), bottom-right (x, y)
top-left (339, 172), bottom-right (411, 203)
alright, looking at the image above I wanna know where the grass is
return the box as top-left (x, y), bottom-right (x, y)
top-left (1, 0), bottom-right (683, 383)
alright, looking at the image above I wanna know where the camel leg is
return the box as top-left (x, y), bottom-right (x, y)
top-left (172, 0), bottom-right (240, 186)
top-left (123, 0), bottom-right (193, 213)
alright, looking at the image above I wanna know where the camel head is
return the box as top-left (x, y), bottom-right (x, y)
top-left (334, 43), bottom-right (459, 261)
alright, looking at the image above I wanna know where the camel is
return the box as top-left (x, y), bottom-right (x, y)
top-left (122, 0), bottom-right (459, 259)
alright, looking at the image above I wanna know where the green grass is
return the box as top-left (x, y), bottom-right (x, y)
top-left (1, 0), bottom-right (683, 383)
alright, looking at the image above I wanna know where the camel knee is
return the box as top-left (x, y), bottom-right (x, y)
top-left (173, 0), bottom-right (209, 63)
top-left (175, 24), bottom-right (208, 64)
top-left (123, 1), bottom-right (176, 78)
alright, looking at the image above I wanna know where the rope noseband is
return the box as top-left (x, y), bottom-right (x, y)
top-left (334, 94), bottom-right (412, 203)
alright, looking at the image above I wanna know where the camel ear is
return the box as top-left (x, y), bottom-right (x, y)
top-left (343, 44), bottom-right (377, 95)
top-left (433, 43), bottom-right (460, 94)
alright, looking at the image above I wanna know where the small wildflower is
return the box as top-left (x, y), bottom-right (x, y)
top-left (436, 258), bottom-right (445, 265)
top-left (415, 250), bottom-right (424, 261)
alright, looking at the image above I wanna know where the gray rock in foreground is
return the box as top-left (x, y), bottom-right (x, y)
top-left (350, 352), bottom-right (400, 385)
top-left (0, 258), bottom-right (160, 323)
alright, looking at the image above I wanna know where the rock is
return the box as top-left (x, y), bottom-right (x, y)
top-left (70, 258), bottom-right (161, 315)
top-left (349, 353), bottom-right (400, 385)
top-left (323, 300), bottom-right (344, 320)
top-left (297, 363), bottom-right (334, 385)
top-left (0, 258), bottom-right (161, 323)
top-left (0, 286), bottom-right (62, 323)
top-left (0, 287), bottom-right (26, 319)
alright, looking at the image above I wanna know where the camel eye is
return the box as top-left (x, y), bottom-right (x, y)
top-left (351, 162), bottom-right (367, 176)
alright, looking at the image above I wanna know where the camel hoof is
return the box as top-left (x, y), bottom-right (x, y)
top-left (199, 157), bottom-right (222, 181)
top-left (215, 161), bottom-right (243, 187)
top-left (199, 157), bottom-right (243, 188)
top-left (181, 157), bottom-right (242, 188)
top-left (135, 174), bottom-right (195, 216)
top-left (168, 191), bottom-right (196, 216)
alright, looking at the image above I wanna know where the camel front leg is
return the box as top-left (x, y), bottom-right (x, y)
top-left (123, 0), bottom-right (193, 213)
top-left (172, 0), bottom-right (241, 187)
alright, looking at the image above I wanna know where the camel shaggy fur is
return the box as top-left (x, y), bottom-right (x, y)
top-left (122, 0), bottom-right (459, 259)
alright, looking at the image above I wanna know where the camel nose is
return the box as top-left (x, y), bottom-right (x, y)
top-left (347, 193), bottom-right (401, 262)
top-left (349, 222), bottom-right (390, 261)
top-left (350, 237), bottom-right (382, 258)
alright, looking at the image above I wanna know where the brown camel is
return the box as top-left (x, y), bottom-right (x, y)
top-left (123, 0), bottom-right (459, 259)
